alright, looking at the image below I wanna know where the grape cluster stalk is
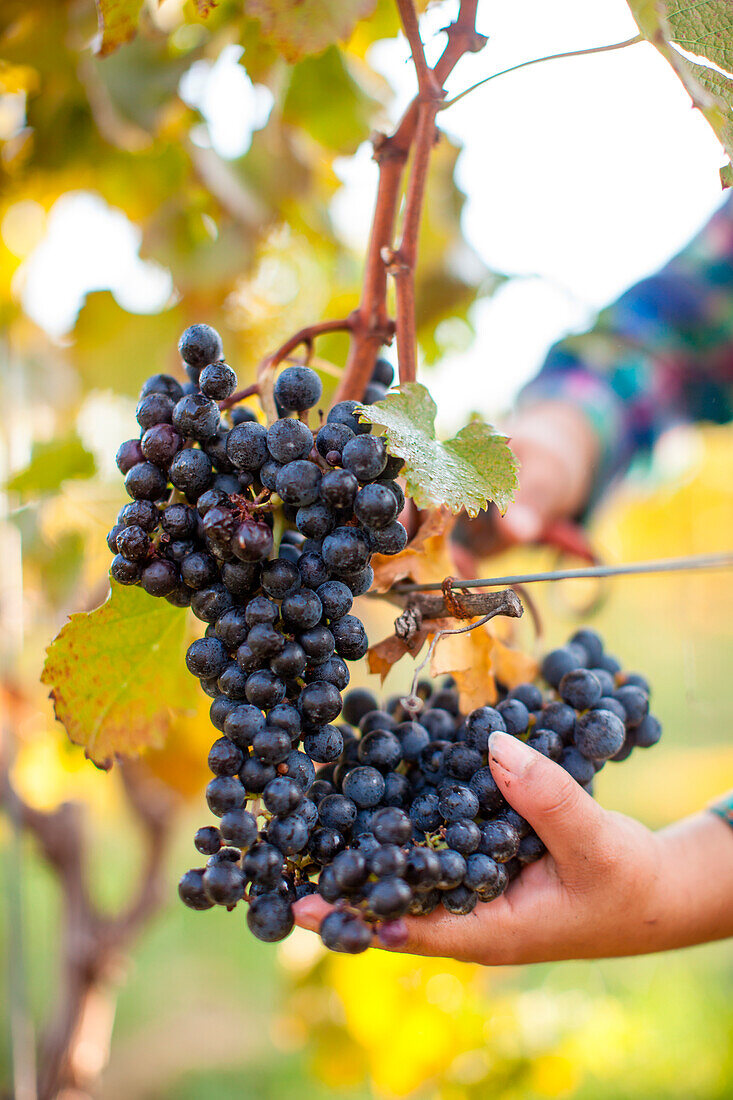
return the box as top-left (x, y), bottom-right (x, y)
top-left (108, 324), bottom-right (663, 953)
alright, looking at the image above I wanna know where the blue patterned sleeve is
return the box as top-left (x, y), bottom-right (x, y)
top-left (519, 195), bottom-right (733, 507)
top-left (709, 792), bottom-right (733, 830)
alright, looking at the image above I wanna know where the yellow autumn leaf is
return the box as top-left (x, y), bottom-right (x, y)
top-left (371, 506), bottom-right (456, 593)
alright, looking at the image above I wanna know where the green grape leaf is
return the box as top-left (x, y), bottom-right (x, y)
top-left (244, 0), bottom-right (378, 62)
top-left (42, 582), bottom-right (197, 769)
top-left (93, 0), bottom-right (145, 57)
top-left (357, 383), bottom-right (519, 517)
top-left (6, 434), bottom-right (96, 497)
top-left (626, 0), bottom-right (733, 184)
top-left (282, 46), bottom-right (385, 155)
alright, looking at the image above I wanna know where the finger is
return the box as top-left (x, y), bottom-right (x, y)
top-left (294, 893), bottom-right (518, 960)
top-left (488, 731), bottom-right (607, 868)
top-left (292, 894), bottom-right (334, 933)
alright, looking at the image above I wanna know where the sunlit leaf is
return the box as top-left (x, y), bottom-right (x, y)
top-left (358, 383), bottom-right (519, 517)
top-left (282, 47), bottom-right (385, 155)
top-left (627, 0), bottom-right (733, 183)
top-left (244, 0), bottom-right (378, 62)
top-left (6, 433), bottom-right (96, 497)
top-left (41, 582), bottom-right (197, 768)
top-left (93, 0), bottom-right (145, 57)
top-left (71, 292), bottom-right (186, 397)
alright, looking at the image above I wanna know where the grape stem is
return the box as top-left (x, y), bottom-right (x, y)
top-left (334, 0), bottom-right (487, 402)
top-left (218, 381), bottom-right (260, 412)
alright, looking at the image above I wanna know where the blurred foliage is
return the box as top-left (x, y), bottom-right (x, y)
top-left (0, 0), bottom-right (492, 450)
top-left (1, 2), bottom-right (733, 1098)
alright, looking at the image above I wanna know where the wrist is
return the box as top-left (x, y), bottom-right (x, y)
top-left (506, 401), bottom-right (600, 519)
top-left (650, 812), bottom-right (733, 951)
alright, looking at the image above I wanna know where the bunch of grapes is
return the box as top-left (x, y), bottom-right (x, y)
top-left (108, 324), bottom-right (662, 955)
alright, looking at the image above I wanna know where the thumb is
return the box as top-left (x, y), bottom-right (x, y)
top-left (488, 731), bottom-right (607, 867)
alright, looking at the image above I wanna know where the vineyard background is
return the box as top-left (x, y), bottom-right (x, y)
top-left (2, 0), bottom-right (733, 1096)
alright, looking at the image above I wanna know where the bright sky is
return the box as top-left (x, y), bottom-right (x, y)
top-left (12, 0), bottom-right (728, 428)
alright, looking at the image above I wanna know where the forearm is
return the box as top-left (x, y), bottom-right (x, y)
top-left (649, 811), bottom-right (733, 952)
top-left (506, 400), bottom-right (600, 520)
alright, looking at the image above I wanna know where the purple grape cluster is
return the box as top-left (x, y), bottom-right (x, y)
top-left (180, 627), bottom-right (661, 953)
top-left (107, 325), bottom-right (662, 955)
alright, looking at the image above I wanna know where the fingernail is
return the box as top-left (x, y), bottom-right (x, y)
top-left (502, 504), bottom-right (542, 544)
top-left (488, 730), bottom-right (535, 776)
top-left (377, 920), bottom-right (408, 948)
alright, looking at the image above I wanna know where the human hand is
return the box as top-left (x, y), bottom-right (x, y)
top-left (293, 733), bottom-right (733, 963)
top-left (450, 401), bottom-right (600, 570)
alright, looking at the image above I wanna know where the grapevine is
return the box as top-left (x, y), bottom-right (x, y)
top-left (107, 325), bottom-right (663, 952)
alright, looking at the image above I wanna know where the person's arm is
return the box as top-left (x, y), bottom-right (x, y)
top-left (293, 736), bottom-right (733, 963)
top-left (486, 196), bottom-right (733, 546)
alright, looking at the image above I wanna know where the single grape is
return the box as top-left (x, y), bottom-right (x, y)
top-left (634, 713), bottom-right (662, 748)
top-left (342, 435), bottom-right (387, 481)
top-left (477, 819), bottom-right (520, 862)
top-left (495, 698), bottom-right (529, 736)
top-left (247, 893), bottom-right (294, 942)
top-left (276, 460), bottom-right (322, 507)
top-left (179, 324), bottom-right (223, 370)
top-left (341, 687), bottom-right (376, 726)
top-left (202, 861), bottom-right (245, 906)
top-left (226, 422), bottom-right (269, 470)
top-left (354, 483), bottom-right (398, 529)
top-left (464, 706), bottom-right (506, 752)
top-left (208, 737), bottom-right (244, 776)
top-left (261, 557), bottom-right (300, 599)
top-left (267, 418), bottom-right (314, 463)
top-left (613, 685), bottom-right (649, 728)
top-left (541, 646), bottom-right (583, 688)
top-left (169, 449), bottom-right (213, 500)
top-left (178, 868), bottom-right (214, 910)
top-left (110, 555), bottom-right (141, 585)
top-left (206, 776), bottom-right (246, 816)
top-left (559, 668), bottom-right (602, 710)
top-left (367, 877), bottom-right (412, 919)
top-left (172, 393), bottom-right (220, 440)
top-left (332, 615), bottom-right (369, 660)
top-left (141, 373), bottom-right (185, 403)
top-left (469, 766), bottom-right (506, 814)
top-left (320, 910), bottom-right (371, 954)
top-left (327, 400), bottom-right (370, 435)
top-left (574, 708), bottom-right (625, 761)
top-left (367, 520), bottom-right (408, 556)
top-left (125, 462), bottom-right (168, 501)
top-left (342, 766), bottom-right (385, 808)
top-left (140, 559), bottom-right (179, 597)
top-left (200, 362), bottom-right (237, 400)
top-left (274, 366), bottom-right (322, 412)
top-left (233, 520), bottom-right (274, 562)
top-left (136, 392), bottom-right (174, 430)
top-left (219, 808), bottom-right (258, 849)
top-left (194, 826), bottom-right (221, 856)
top-left (315, 422), bottom-right (354, 462)
top-left (299, 681), bottom-right (342, 726)
top-left (444, 820), bottom-right (481, 856)
top-left (245, 670), bottom-right (286, 709)
top-left (319, 468), bottom-right (359, 510)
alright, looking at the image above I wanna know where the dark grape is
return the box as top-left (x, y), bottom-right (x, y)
top-left (274, 366), bottom-right (322, 412)
top-left (200, 362), bottom-right (236, 400)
